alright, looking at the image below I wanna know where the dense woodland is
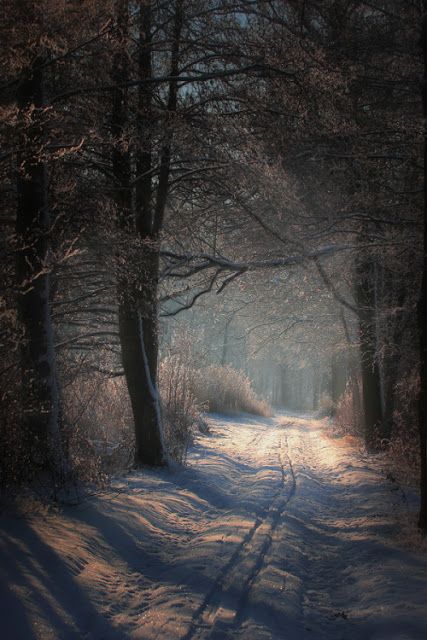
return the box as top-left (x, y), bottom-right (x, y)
top-left (1, 0), bottom-right (427, 529)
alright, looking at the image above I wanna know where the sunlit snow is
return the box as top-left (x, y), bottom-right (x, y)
top-left (1, 413), bottom-right (426, 639)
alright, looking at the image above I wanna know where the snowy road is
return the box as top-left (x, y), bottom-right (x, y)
top-left (1, 413), bottom-right (427, 639)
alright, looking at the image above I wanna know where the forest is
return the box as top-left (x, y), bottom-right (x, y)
top-left (1, 1), bottom-right (427, 639)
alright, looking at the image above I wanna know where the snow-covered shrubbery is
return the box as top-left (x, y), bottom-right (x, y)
top-left (190, 365), bottom-right (271, 417)
top-left (333, 382), bottom-right (364, 437)
top-left (61, 356), bottom-right (202, 476)
top-left (316, 393), bottom-right (336, 419)
top-left (158, 355), bottom-right (201, 464)
top-left (332, 375), bottom-right (420, 488)
top-left (384, 373), bottom-right (420, 487)
top-left (62, 374), bottom-right (134, 482)
top-left (58, 355), bottom-right (270, 478)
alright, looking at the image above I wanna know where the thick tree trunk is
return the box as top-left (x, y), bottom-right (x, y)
top-left (16, 61), bottom-right (65, 478)
top-left (134, 246), bottom-right (164, 465)
top-left (378, 268), bottom-right (405, 442)
top-left (381, 350), bottom-right (398, 441)
top-left (112, 0), bottom-right (165, 466)
top-left (118, 291), bottom-right (164, 466)
top-left (356, 258), bottom-right (383, 451)
top-left (331, 354), bottom-right (346, 406)
top-left (117, 271), bottom-right (165, 466)
top-left (417, 12), bottom-right (427, 530)
top-left (114, 0), bottom-right (182, 466)
top-left (128, 0), bottom-right (183, 465)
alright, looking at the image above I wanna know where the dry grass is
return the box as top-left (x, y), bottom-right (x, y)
top-left (190, 365), bottom-right (271, 417)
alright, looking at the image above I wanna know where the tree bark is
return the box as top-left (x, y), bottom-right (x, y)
top-left (118, 292), bottom-right (164, 466)
top-left (16, 59), bottom-right (65, 479)
top-left (221, 316), bottom-right (232, 366)
top-left (331, 353), bottom-right (346, 406)
top-left (114, 0), bottom-right (183, 466)
top-left (355, 257), bottom-right (383, 451)
top-left (112, 0), bottom-right (165, 466)
top-left (130, 0), bottom-right (183, 465)
top-left (417, 11), bottom-right (427, 530)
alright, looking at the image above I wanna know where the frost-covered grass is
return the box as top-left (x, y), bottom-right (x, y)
top-left (190, 364), bottom-right (271, 417)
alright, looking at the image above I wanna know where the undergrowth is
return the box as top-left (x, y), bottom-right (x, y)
top-left (158, 355), bottom-right (201, 465)
top-left (190, 365), bottom-right (271, 417)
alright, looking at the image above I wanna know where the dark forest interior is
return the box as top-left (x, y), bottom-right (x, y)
top-left (1, 2), bottom-right (427, 639)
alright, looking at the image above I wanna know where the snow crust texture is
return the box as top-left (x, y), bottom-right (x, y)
top-left (1, 413), bottom-right (427, 639)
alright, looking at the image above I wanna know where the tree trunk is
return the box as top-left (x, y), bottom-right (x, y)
top-left (417, 11), bottom-right (427, 530)
top-left (118, 291), bottom-right (164, 466)
top-left (112, 0), bottom-right (165, 466)
top-left (331, 354), bottom-right (346, 406)
top-left (113, 0), bottom-right (183, 465)
top-left (356, 257), bottom-right (383, 451)
top-left (16, 60), bottom-right (65, 478)
top-left (381, 350), bottom-right (398, 442)
top-left (312, 368), bottom-right (319, 411)
top-left (131, 0), bottom-right (183, 465)
top-left (221, 317), bottom-right (232, 366)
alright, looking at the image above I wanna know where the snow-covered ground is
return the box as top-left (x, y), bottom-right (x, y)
top-left (1, 412), bottom-right (427, 639)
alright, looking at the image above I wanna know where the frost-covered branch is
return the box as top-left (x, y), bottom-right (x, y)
top-left (160, 244), bottom-right (352, 280)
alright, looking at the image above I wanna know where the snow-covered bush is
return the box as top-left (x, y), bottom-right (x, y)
top-left (316, 392), bottom-right (336, 418)
top-left (384, 373), bottom-right (420, 487)
top-left (158, 354), bottom-right (201, 464)
top-left (190, 365), bottom-right (271, 417)
top-left (62, 373), bottom-right (134, 482)
top-left (333, 382), bottom-right (364, 437)
top-left (62, 353), bottom-right (203, 476)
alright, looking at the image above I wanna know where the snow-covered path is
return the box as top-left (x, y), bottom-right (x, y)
top-left (1, 413), bottom-right (427, 639)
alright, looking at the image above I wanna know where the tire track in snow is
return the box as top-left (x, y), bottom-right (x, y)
top-left (181, 427), bottom-right (296, 640)
top-left (231, 433), bottom-right (296, 630)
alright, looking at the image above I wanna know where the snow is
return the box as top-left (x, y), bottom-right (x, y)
top-left (1, 412), bottom-right (427, 639)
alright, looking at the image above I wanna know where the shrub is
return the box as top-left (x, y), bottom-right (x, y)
top-left (384, 372), bottom-right (420, 487)
top-left (62, 373), bottom-right (134, 482)
top-left (158, 355), bottom-right (201, 464)
top-left (63, 354), bottom-right (202, 474)
top-left (333, 380), bottom-right (364, 437)
top-left (316, 392), bottom-right (336, 419)
top-left (190, 365), bottom-right (271, 417)
top-left (385, 429), bottom-right (419, 488)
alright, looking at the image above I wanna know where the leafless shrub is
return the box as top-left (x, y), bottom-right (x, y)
top-left (190, 365), bottom-right (271, 417)
top-left (317, 392), bottom-right (336, 419)
top-left (62, 373), bottom-right (134, 482)
top-left (385, 431), bottom-right (420, 488)
top-left (384, 373), bottom-right (420, 488)
top-left (159, 355), bottom-right (201, 464)
top-left (332, 378), bottom-right (364, 438)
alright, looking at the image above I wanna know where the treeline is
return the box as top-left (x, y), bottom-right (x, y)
top-left (1, 1), bottom-right (426, 527)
